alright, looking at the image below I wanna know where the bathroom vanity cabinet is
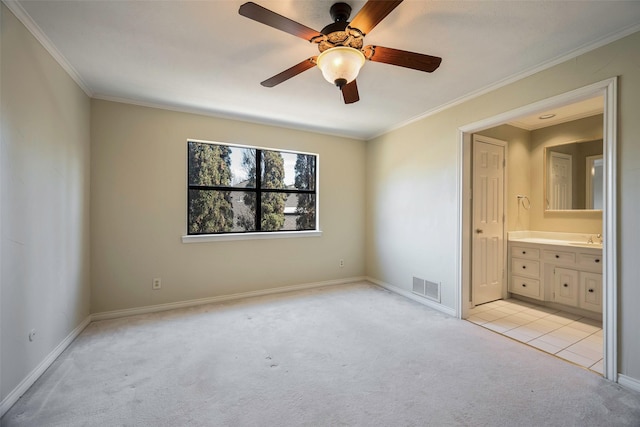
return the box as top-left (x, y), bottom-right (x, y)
top-left (508, 240), bottom-right (602, 313)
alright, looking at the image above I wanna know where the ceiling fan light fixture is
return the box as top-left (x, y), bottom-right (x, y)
top-left (316, 46), bottom-right (365, 88)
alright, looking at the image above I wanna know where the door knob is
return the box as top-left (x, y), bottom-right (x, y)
top-left (476, 229), bottom-right (483, 234)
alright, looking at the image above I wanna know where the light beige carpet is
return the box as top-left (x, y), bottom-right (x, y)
top-left (3, 282), bottom-right (640, 426)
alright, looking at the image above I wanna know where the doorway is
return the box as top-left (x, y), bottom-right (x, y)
top-left (457, 78), bottom-right (618, 381)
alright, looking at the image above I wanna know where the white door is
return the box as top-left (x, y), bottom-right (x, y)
top-left (472, 136), bottom-right (506, 305)
top-left (548, 151), bottom-right (572, 210)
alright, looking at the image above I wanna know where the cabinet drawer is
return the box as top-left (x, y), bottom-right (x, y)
top-left (543, 250), bottom-right (576, 264)
top-left (511, 258), bottom-right (540, 278)
top-left (510, 246), bottom-right (540, 260)
top-left (578, 253), bottom-right (603, 270)
top-left (510, 275), bottom-right (541, 299)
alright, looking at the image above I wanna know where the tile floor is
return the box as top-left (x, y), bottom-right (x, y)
top-left (467, 298), bottom-right (603, 374)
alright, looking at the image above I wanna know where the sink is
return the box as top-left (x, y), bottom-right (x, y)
top-left (568, 242), bottom-right (603, 249)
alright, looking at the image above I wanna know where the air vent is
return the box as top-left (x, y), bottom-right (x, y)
top-left (424, 280), bottom-right (441, 302)
top-left (412, 277), bottom-right (425, 294)
top-left (412, 276), bottom-right (441, 303)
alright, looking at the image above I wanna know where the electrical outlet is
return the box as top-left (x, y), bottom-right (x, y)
top-left (152, 278), bottom-right (162, 290)
top-left (339, 259), bottom-right (345, 268)
top-left (28, 329), bottom-right (37, 342)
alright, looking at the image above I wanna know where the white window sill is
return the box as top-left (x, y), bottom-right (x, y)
top-left (182, 230), bottom-right (322, 243)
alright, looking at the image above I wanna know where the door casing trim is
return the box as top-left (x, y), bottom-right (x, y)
top-left (455, 77), bottom-right (618, 382)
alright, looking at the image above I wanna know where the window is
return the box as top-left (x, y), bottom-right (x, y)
top-left (187, 140), bottom-right (317, 235)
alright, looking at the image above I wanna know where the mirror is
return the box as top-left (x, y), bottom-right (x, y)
top-left (545, 139), bottom-right (603, 210)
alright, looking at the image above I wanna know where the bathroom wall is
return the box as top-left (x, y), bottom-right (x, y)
top-left (475, 125), bottom-right (532, 232)
top-left (478, 115), bottom-right (603, 235)
top-left (529, 115), bottom-right (603, 233)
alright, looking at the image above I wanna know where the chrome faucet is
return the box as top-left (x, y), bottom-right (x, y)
top-left (588, 233), bottom-right (603, 244)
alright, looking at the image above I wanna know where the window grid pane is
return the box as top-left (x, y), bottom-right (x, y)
top-left (187, 141), bottom-right (317, 235)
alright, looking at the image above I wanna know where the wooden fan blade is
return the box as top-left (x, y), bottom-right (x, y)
top-left (239, 2), bottom-right (322, 41)
top-left (260, 57), bottom-right (317, 87)
top-left (341, 80), bottom-right (360, 104)
top-left (349, 1), bottom-right (403, 35)
top-left (366, 45), bottom-right (442, 73)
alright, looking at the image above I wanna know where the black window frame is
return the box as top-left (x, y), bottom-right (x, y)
top-left (187, 140), bottom-right (318, 235)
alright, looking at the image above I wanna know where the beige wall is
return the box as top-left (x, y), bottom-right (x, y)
top-left (90, 100), bottom-right (365, 313)
top-left (365, 115), bottom-right (460, 309)
top-left (366, 30), bottom-right (640, 380)
top-left (1, 4), bottom-right (91, 403)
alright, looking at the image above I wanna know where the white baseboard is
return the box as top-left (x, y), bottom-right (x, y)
top-left (3, 277), bottom-right (634, 419)
top-left (0, 316), bottom-right (92, 417)
top-left (91, 277), bottom-right (367, 321)
top-left (617, 374), bottom-right (640, 393)
top-left (367, 276), bottom-right (457, 317)
top-left (1, 277), bottom-right (366, 418)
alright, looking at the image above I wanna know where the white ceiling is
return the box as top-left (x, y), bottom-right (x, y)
top-left (509, 96), bottom-right (604, 131)
top-left (8, 0), bottom-right (640, 140)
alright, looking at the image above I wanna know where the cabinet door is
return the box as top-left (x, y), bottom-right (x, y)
top-left (553, 267), bottom-right (579, 306)
top-left (579, 272), bottom-right (602, 312)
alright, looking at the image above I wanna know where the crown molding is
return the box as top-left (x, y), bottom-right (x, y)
top-left (3, 0), bottom-right (638, 141)
top-left (367, 23), bottom-right (640, 141)
top-left (92, 94), bottom-right (366, 141)
top-left (2, 0), bottom-right (93, 96)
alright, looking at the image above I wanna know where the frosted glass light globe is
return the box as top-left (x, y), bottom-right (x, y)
top-left (317, 47), bottom-right (365, 88)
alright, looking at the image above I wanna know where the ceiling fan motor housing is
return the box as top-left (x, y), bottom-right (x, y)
top-left (316, 3), bottom-right (364, 53)
top-left (330, 3), bottom-right (351, 22)
top-left (321, 3), bottom-right (351, 32)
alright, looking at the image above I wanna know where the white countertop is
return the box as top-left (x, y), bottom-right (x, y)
top-left (508, 231), bottom-right (602, 249)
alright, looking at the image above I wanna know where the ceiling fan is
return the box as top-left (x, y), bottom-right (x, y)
top-left (239, 1), bottom-right (442, 104)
